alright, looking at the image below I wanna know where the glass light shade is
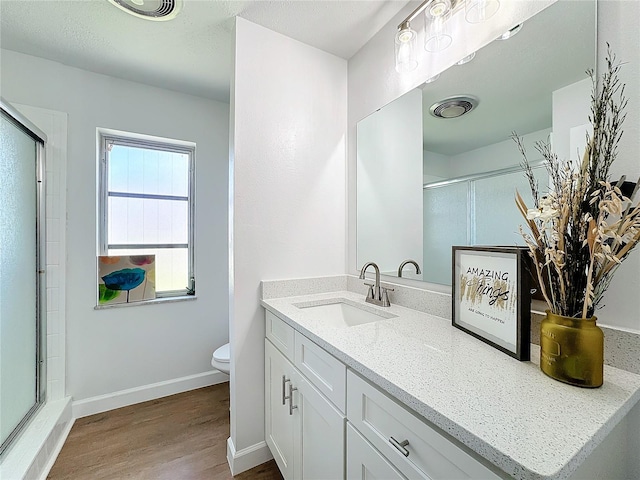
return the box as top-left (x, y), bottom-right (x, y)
top-left (465, 0), bottom-right (500, 23)
top-left (394, 26), bottom-right (418, 73)
top-left (424, 74), bottom-right (440, 84)
top-left (498, 23), bottom-right (523, 40)
top-left (456, 52), bottom-right (476, 65)
top-left (424, 0), bottom-right (452, 53)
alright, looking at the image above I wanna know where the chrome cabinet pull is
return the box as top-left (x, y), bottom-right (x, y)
top-left (282, 376), bottom-right (290, 405)
top-left (288, 383), bottom-right (298, 416)
top-left (389, 436), bottom-right (410, 457)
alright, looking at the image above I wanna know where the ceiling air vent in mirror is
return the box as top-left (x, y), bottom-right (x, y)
top-left (429, 96), bottom-right (479, 119)
top-left (108, 0), bottom-right (182, 21)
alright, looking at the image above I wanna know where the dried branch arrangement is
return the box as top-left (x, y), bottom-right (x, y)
top-left (514, 46), bottom-right (639, 319)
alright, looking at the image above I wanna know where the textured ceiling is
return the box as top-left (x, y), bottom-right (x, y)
top-left (0, 0), bottom-right (410, 103)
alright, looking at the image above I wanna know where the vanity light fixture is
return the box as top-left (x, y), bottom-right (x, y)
top-left (497, 23), bottom-right (523, 40)
top-left (456, 52), bottom-right (476, 65)
top-left (394, 0), bottom-right (500, 73)
top-left (395, 21), bottom-right (419, 73)
top-left (107, 0), bottom-right (183, 21)
top-left (424, 0), bottom-right (453, 53)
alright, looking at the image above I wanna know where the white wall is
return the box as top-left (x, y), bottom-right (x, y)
top-left (229, 17), bottom-right (347, 472)
top-left (357, 89), bottom-right (423, 274)
top-left (447, 128), bottom-right (550, 177)
top-left (552, 77), bottom-right (592, 166)
top-left (425, 129), bottom-right (550, 182)
top-left (423, 150), bottom-right (449, 184)
top-left (1, 49), bottom-right (230, 404)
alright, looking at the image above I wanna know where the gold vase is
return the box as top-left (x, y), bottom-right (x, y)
top-left (539, 310), bottom-right (603, 388)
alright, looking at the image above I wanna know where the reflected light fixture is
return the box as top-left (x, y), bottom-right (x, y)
top-left (395, 21), bottom-right (418, 73)
top-left (456, 52), bottom-right (476, 65)
top-left (465, 0), bottom-right (500, 24)
top-left (394, 0), bottom-right (501, 73)
top-left (424, 73), bottom-right (440, 84)
top-left (497, 23), bottom-right (523, 40)
top-left (424, 0), bottom-right (452, 52)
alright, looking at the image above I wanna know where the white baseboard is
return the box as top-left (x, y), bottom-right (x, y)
top-left (226, 437), bottom-right (273, 475)
top-left (72, 370), bottom-right (229, 419)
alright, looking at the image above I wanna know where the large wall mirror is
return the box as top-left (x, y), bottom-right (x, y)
top-left (357, 0), bottom-right (596, 286)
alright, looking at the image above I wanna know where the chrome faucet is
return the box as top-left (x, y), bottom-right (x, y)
top-left (359, 262), bottom-right (393, 307)
top-left (398, 259), bottom-right (421, 278)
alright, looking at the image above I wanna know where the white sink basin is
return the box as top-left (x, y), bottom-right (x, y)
top-left (294, 299), bottom-right (396, 327)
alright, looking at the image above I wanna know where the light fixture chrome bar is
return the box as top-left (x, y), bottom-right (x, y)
top-left (399, 0), bottom-right (435, 27)
top-left (398, 0), bottom-right (460, 28)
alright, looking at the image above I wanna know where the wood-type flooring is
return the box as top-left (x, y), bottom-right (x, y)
top-left (47, 383), bottom-right (282, 480)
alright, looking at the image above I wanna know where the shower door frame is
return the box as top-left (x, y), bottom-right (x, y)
top-left (0, 98), bottom-right (47, 456)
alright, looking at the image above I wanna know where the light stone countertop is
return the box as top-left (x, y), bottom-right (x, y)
top-left (261, 290), bottom-right (640, 480)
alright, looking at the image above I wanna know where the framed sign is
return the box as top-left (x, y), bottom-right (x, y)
top-left (452, 246), bottom-right (531, 361)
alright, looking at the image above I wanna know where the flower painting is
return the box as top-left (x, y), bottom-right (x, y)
top-left (98, 255), bottom-right (156, 304)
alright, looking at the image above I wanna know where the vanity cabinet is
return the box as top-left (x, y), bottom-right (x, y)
top-left (265, 309), bottom-right (501, 480)
top-left (265, 312), bottom-right (346, 480)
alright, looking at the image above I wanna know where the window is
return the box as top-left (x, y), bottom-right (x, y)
top-left (98, 132), bottom-right (195, 297)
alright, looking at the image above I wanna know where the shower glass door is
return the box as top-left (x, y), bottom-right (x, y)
top-left (0, 100), bottom-right (46, 455)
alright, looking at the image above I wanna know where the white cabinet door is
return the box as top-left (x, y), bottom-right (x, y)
top-left (267, 338), bottom-right (346, 480)
top-left (265, 339), bottom-right (296, 480)
top-left (347, 423), bottom-right (406, 480)
top-left (293, 374), bottom-right (346, 480)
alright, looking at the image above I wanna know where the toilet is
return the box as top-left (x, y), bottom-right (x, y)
top-left (211, 343), bottom-right (230, 375)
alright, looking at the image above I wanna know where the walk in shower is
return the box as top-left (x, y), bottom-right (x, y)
top-left (0, 99), bottom-right (47, 455)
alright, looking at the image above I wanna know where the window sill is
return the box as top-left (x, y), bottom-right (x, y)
top-left (94, 295), bottom-right (197, 310)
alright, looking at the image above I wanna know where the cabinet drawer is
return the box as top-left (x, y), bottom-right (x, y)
top-left (347, 422), bottom-right (406, 480)
top-left (266, 310), bottom-right (295, 362)
top-left (347, 370), bottom-right (499, 480)
top-left (295, 331), bottom-right (346, 413)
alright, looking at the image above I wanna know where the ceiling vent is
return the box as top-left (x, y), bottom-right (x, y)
top-left (429, 96), bottom-right (478, 119)
top-left (107, 0), bottom-right (182, 21)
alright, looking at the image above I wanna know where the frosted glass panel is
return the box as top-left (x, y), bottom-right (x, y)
top-left (0, 114), bottom-right (38, 446)
top-left (475, 168), bottom-right (549, 245)
top-left (108, 197), bottom-right (188, 244)
top-left (423, 182), bottom-right (469, 284)
top-left (109, 145), bottom-right (188, 197)
top-left (109, 248), bottom-right (188, 292)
